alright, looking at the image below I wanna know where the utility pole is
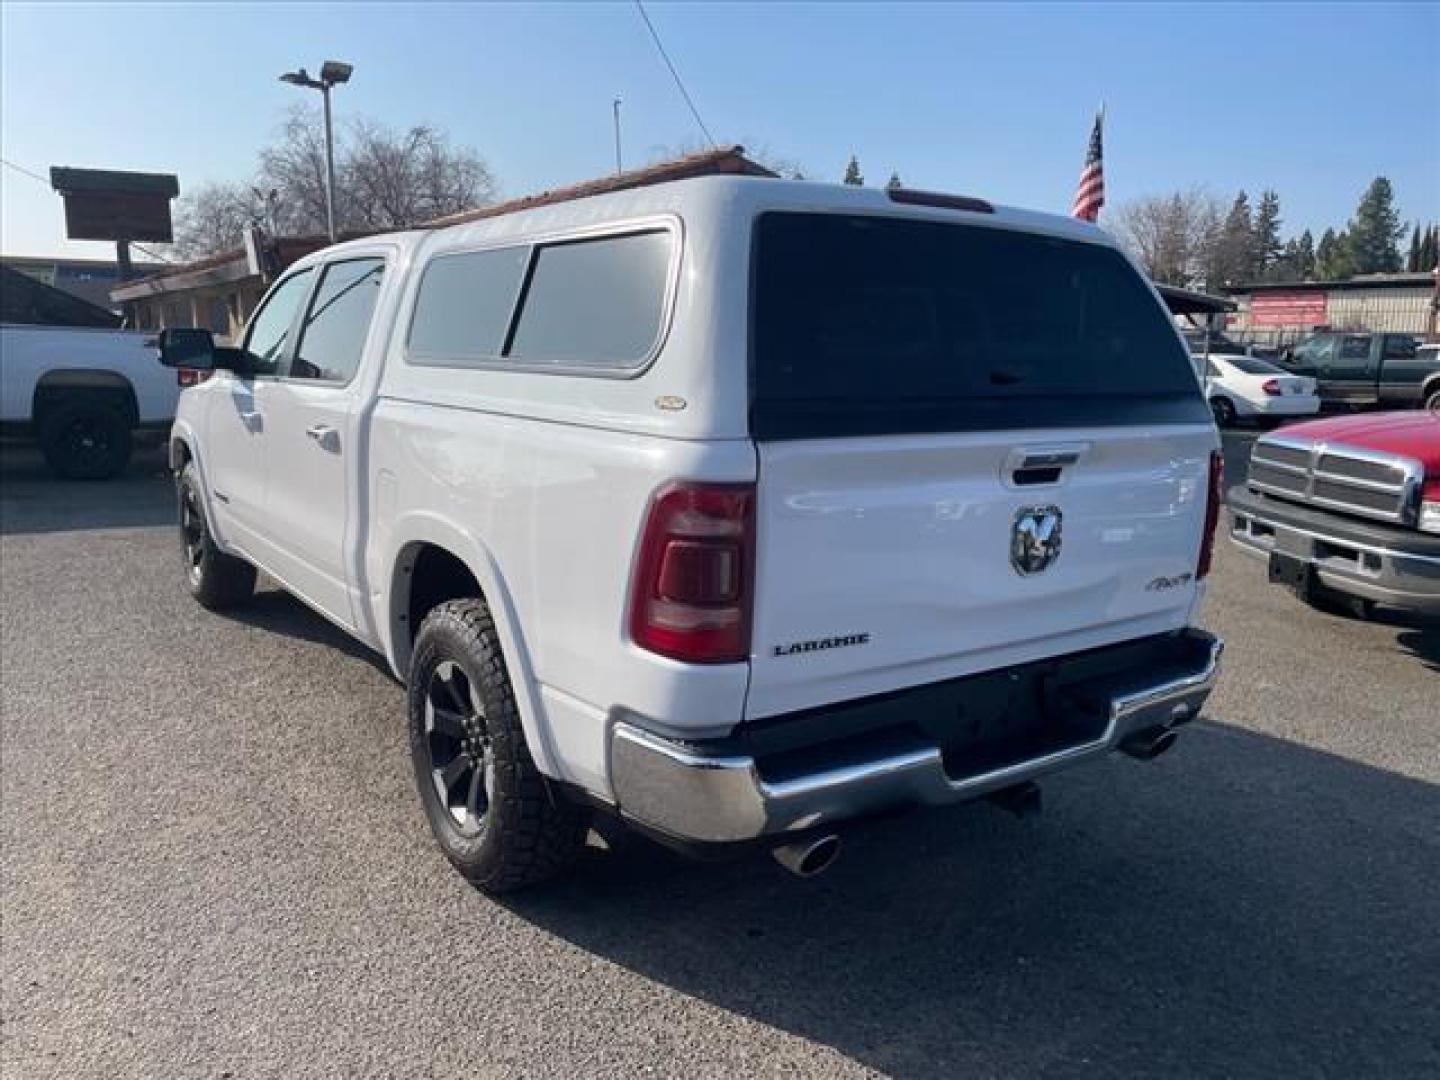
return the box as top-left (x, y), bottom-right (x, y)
top-left (321, 82), bottom-right (337, 241)
top-left (613, 97), bottom-right (624, 175)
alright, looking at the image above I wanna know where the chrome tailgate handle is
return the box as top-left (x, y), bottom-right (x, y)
top-left (1002, 443), bottom-right (1089, 487)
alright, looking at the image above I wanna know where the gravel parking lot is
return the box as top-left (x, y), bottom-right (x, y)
top-left (3, 435), bottom-right (1437, 1079)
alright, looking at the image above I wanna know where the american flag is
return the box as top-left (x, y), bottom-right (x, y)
top-left (1071, 110), bottom-right (1105, 222)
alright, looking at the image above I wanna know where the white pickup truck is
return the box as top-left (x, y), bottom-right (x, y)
top-left (1, 324), bottom-right (179, 478)
top-left (157, 176), bottom-right (1225, 891)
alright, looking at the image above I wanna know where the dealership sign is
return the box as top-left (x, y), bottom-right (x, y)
top-left (1250, 290), bottom-right (1328, 327)
top-left (49, 167), bottom-right (178, 243)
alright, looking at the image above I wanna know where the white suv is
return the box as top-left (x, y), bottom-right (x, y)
top-left (158, 176), bottom-right (1224, 891)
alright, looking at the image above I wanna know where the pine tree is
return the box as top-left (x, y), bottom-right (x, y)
top-left (1407, 224), bottom-right (1422, 272)
top-left (1294, 229), bottom-right (1316, 280)
top-left (1315, 227), bottom-right (1350, 281)
top-left (842, 155), bottom-right (864, 186)
top-left (1210, 191), bottom-right (1255, 285)
top-left (1343, 177), bottom-right (1405, 274)
top-left (1253, 190), bottom-right (1284, 280)
top-left (1413, 224), bottom-right (1438, 272)
top-left (886, 172), bottom-right (903, 191)
top-left (1273, 238), bottom-right (1300, 282)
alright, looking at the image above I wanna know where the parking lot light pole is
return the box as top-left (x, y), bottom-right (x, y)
top-left (279, 60), bottom-right (354, 243)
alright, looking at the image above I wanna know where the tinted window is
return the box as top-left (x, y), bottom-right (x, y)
top-left (508, 230), bottom-right (672, 368)
top-left (1228, 355), bottom-right (1285, 375)
top-left (1340, 336), bottom-right (1371, 361)
top-left (289, 258), bottom-right (385, 383)
top-left (752, 213), bottom-right (1207, 438)
top-left (242, 269), bottom-right (314, 377)
top-left (1293, 337), bottom-right (1334, 367)
top-left (1383, 335), bottom-right (1417, 359)
top-left (408, 246), bottom-right (530, 363)
top-left (1186, 331), bottom-right (1247, 356)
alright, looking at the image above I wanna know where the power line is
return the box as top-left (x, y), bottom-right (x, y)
top-left (131, 243), bottom-right (174, 264)
top-left (1, 157), bottom-right (50, 185)
top-left (2, 156), bottom-right (174, 263)
top-left (634, 1), bottom-right (716, 148)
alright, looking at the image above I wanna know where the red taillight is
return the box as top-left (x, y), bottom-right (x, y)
top-left (1261, 378), bottom-right (1282, 396)
top-left (629, 482), bottom-right (755, 664)
top-left (1197, 449), bottom-right (1224, 580)
top-left (177, 368), bottom-right (213, 388)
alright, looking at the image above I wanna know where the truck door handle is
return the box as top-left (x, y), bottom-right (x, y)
top-left (239, 410), bottom-right (263, 432)
top-left (306, 424), bottom-right (340, 452)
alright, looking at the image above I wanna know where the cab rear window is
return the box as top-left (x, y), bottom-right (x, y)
top-left (750, 213), bottom-right (1208, 439)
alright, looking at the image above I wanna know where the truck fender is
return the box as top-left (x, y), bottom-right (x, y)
top-left (1422, 374), bottom-right (1440, 406)
top-left (380, 512), bottom-right (561, 780)
top-left (33, 368), bottom-right (139, 426)
top-left (167, 421), bottom-right (233, 553)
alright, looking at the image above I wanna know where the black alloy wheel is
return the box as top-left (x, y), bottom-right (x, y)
top-left (179, 480), bottom-right (207, 586)
top-left (175, 461), bottom-right (255, 609)
top-left (423, 659), bottom-right (494, 837)
top-left (39, 402), bottom-right (131, 479)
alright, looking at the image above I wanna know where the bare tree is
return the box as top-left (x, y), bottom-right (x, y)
top-left (173, 105), bottom-right (498, 256)
top-left (257, 105), bottom-right (337, 235)
top-left (1112, 189), bottom-right (1223, 287)
top-left (173, 182), bottom-right (277, 260)
top-left (344, 120), bottom-right (496, 229)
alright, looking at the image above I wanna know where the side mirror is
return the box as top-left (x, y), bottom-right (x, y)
top-left (157, 327), bottom-right (217, 370)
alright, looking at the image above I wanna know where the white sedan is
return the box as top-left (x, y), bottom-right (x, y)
top-left (1201, 353), bottom-right (1319, 427)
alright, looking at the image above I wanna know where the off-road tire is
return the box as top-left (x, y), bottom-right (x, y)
top-left (177, 462), bottom-right (256, 610)
top-left (38, 399), bottom-right (132, 479)
top-left (408, 599), bottom-right (588, 893)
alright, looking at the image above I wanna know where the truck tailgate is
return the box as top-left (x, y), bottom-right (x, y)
top-left (747, 425), bottom-right (1213, 719)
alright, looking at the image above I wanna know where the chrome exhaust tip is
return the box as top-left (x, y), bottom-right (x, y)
top-left (987, 780), bottom-right (1042, 819)
top-left (1120, 726), bottom-right (1179, 761)
top-left (772, 833), bottom-right (842, 878)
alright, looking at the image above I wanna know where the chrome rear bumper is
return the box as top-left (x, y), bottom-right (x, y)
top-left (610, 629), bottom-right (1223, 845)
top-left (1229, 486), bottom-right (1440, 615)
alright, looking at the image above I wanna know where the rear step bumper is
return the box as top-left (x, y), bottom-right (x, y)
top-left (610, 628), bottom-right (1223, 845)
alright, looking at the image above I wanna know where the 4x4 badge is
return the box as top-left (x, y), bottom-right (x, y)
top-left (1011, 505), bottom-right (1063, 575)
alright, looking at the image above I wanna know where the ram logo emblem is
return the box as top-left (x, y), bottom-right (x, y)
top-left (1011, 506), bottom-right (1063, 575)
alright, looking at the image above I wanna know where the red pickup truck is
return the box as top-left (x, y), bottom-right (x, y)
top-left (1228, 411), bottom-right (1440, 617)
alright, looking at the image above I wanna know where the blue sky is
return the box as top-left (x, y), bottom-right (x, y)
top-left (2, 1), bottom-right (1436, 260)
